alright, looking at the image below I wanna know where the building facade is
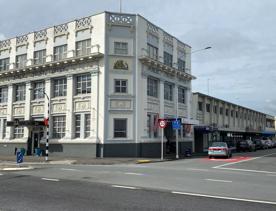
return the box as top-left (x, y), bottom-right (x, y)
top-left (0, 12), bottom-right (195, 157)
top-left (192, 92), bottom-right (276, 152)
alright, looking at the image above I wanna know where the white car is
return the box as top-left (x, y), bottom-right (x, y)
top-left (208, 142), bottom-right (232, 159)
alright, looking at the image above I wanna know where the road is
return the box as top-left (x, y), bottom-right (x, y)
top-left (1, 148), bottom-right (276, 210)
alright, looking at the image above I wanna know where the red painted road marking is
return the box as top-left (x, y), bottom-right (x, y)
top-left (201, 156), bottom-right (252, 163)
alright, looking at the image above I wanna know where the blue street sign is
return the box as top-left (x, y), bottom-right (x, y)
top-left (16, 152), bottom-right (23, 164)
top-left (172, 119), bottom-right (181, 130)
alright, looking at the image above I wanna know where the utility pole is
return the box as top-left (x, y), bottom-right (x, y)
top-left (119, 0), bottom-right (122, 13)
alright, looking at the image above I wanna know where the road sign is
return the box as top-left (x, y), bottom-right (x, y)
top-left (172, 119), bottom-right (181, 130)
top-left (159, 119), bottom-right (167, 128)
top-left (16, 152), bottom-right (23, 164)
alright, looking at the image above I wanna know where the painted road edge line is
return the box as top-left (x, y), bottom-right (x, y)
top-left (172, 191), bottom-right (276, 205)
top-left (213, 152), bottom-right (276, 169)
top-left (216, 167), bottom-right (276, 174)
top-left (124, 172), bottom-right (144, 176)
top-left (205, 179), bottom-right (232, 183)
top-left (112, 185), bottom-right (139, 190)
top-left (41, 178), bottom-right (60, 182)
top-left (60, 168), bottom-right (82, 172)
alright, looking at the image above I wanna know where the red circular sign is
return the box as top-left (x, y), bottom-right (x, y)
top-left (159, 119), bottom-right (167, 128)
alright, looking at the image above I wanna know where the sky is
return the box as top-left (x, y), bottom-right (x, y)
top-left (0, 0), bottom-right (275, 116)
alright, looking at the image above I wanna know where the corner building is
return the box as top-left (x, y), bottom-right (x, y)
top-left (0, 12), bottom-right (195, 157)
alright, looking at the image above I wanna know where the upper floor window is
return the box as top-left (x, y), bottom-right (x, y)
top-left (213, 105), bottom-right (217, 114)
top-left (147, 77), bottom-right (158, 98)
top-left (220, 107), bottom-right (223, 115)
top-left (114, 42), bottom-right (128, 55)
top-left (33, 81), bottom-right (45, 100)
top-left (164, 82), bottom-right (173, 101)
top-left (76, 74), bottom-right (91, 95)
top-left (114, 79), bottom-right (127, 93)
top-left (178, 87), bottom-right (186, 104)
top-left (0, 87), bottom-right (8, 103)
top-left (53, 78), bottom-right (67, 97)
top-left (206, 104), bottom-right (211, 112)
top-left (231, 110), bottom-right (234, 117)
top-left (178, 58), bottom-right (185, 71)
top-left (164, 52), bottom-right (173, 67)
top-left (34, 49), bottom-right (46, 65)
top-left (198, 102), bottom-right (203, 111)
top-left (226, 109), bottom-right (229, 116)
top-left (76, 39), bottom-right (91, 57)
top-left (0, 58), bottom-right (9, 71)
top-left (15, 84), bottom-right (26, 101)
top-left (16, 54), bottom-right (27, 69)
top-left (147, 44), bottom-right (158, 60)
top-left (54, 45), bottom-right (67, 61)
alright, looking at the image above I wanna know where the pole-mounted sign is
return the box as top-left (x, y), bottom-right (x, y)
top-left (158, 119), bottom-right (167, 160)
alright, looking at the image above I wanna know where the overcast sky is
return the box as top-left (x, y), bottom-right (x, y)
top-left (0, 0), bottom-right (275, 116)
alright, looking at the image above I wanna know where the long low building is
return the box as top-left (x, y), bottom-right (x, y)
top-left (192, 92), bottom-right (276, 152)
top-left (0, 11), bottom-right (195, 158)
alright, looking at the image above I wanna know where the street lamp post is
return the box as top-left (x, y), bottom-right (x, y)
top-left (29, 88), bottom-right (50, 161)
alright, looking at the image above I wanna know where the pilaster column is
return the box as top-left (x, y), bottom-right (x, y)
top-left (9, 38), bottom-right (16, 70)
top-left (65, 75), bottom-right (74, 139)
top-left (46, 28), bottom-right (54, 62)
top-left (159, 80), bottom-right (164, 118)
top-left (67, 22), bottom-right (76, 58)
top-left (90, 71), bottom-right (99, 139)
top-left (27, 34), bottom-right (34, 66)
top-left (24, 82), bottom-right (31, 138)
top-left (6, 85), bottom-right (14, 139)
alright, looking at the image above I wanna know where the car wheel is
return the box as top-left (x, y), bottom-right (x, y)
top-left (209, 156), bottom-right (212, 159)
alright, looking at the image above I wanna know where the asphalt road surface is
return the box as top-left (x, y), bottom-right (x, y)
top-left (1, 148), bottom-right (276, 210)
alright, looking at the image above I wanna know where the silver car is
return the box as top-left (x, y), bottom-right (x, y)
top-left (208, 142), bottom-right (232, 159)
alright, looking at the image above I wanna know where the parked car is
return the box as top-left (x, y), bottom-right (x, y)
top-left (272, 140), bottom-right (276, 148)
top-left (265, 140), bottom-right (274, 148)
top-left (236, 140), bottom-right (256, 152)
top-left (261, 140), bottom-right (269, 149)
top-left (208, 142), bottom-right (232, 159)
top-left (253, 139), bottom-right (263, 150)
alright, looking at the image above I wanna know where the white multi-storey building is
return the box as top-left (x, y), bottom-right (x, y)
top-left (0, 12), bottom-right (195, 157)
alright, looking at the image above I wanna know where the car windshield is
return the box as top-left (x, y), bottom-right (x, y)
top-left (211, 142), bottom-right (227, 147)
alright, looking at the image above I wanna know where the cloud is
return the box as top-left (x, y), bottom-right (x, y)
top-left (0, 33), bottom-right (5, 40)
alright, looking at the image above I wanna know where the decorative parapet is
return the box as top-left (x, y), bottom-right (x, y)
top-left (0, 39), bottom-right (11, 51)
top-left (34, 29), bottom-right (47, 42)
top-left (177, 41), bottom-right (186, 52)
top-left (76, 16), bottom-right (92, 31)
top-left (16, 35), bottom-right (28, 46)
top-left (163, 32), bottom-right (173, 45)
top-left (147, 22), bottom-right (159, 36)
top-left (54, 23), bottom-right (68, 37)
top-left (108, 13), bottom-right (135, 27)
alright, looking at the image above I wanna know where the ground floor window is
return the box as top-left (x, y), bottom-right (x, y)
top-left (114, 119), bottom-right (127, 138)
top-left (53, 116), bottom-right (66, 138)
top-left (85, 114), bottom-right (91, 138)
top-left (14, 119), bottom-right (24, 138)
top-left (0, 119), bottom-right (6, 139)
top-left (147, 113), bottom-right (159, 138)
top-left (74, 113), bottom-right (91, 138)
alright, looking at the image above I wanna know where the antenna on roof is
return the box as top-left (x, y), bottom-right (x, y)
top-left (119, 0), bottom-right (122, 13)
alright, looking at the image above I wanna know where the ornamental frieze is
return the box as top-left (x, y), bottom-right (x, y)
top-left (0, 108), bottom-right (7, 116)
top-left (13, 107), bottom-right (25, 116)
top-left (51, 103), bottom-right (66, 113)
top-left (113, 60), bottom-right (128, 70)
top-left (75, 101), bottom-right (91, 112)
top-left (31, 105), bottom-right (44, 115)
top-left (110, 99), bottom-right (132, 110)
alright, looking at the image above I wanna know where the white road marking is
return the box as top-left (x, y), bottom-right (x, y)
top-left (41, 178), bottom-right (60, 182)
top-left (213, 152), bottom-right (276, 169)
top-left (216, 167), bottom-right (276, 174)
top-left (187, 168), bottom-right (210, 172)
top-left (172, 191), bottom-right (276, 205)
top-left (112, 185), bottom-right (139, 190)
top-left (124, 172), bottom-right (144, 176)
top-left (2, 167), bottom-right (34, 171)
top-left (0, 173), bottom-right (3, 176)
top-left (60, 168), bottom-right (82, 172)
top-left (205, 179), bottom-right (232, 183)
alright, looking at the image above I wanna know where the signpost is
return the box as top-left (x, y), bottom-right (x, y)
top-left (158, 119), bottom-right (167, 160)
top-left (16, 151), bottom-right (23, 166)
top-left (172, 119), bottom-right (181, 159)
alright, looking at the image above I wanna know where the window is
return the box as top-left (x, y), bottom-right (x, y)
top-left (114, 119), bottom-right (127, 138)
top-left (33, 81), bottom-right (45, 100)
top-left (147, 114), bottom-right (151, 138)
top-left (147, 77), bottom-right (158, 98)
top-left (0, 58), bottom-right (9, 71)
top-left (76, 74), bottom-right (91, 95)
top-left (76, 39), bottom-right (91, 57)
top-left (85, 114), bottom-right (91, 138)
top-left (0, 87), bottom-right (8, 103)
top-left (15, 84), bottom-right (25, 101)
top-left (34, 49), bottom-right (46, 65)
top-left (198, 102), bottom-right (203, 111)
top-left (53, 78), bottom-right (67, 97)
top-left (220, 107), bottom-right (223, 115)
top-left (147, 113), bottom-right (159, 138)
top-left (54, 45), bottom-right (67, 61)
top-left (2, 119), bottom-right (6, 138)
top-left (164, 82), bottom-right (173, 101)
top-left (178, 58), bottom-right (185, 71)
top-left (114, 42), bottom-right (128, 55)
top-left (164, 52), bottom-right (173, 67)
top-left (53, 116), bottom-right (66, 138)
top-left (178, 87), bottom-right (186, 104)
top-left (213, 106), bottom-right (217, 114)
top-left (226, 109), bottom-right (229, 116)
top-left (14, 119), bottom-right (24, 138)
top-left (75, 114), bottom-right (81, 138)
top-left (147, 44), bottom-right (158, 60)
top-left (114, 79), bottom-right (127, 93)
top-left (206, 104), bottom-right (211, 112)
top-left (231, 110), bottom-right (234, 117)
top-left (16, 54), bottom-right (27, 68)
